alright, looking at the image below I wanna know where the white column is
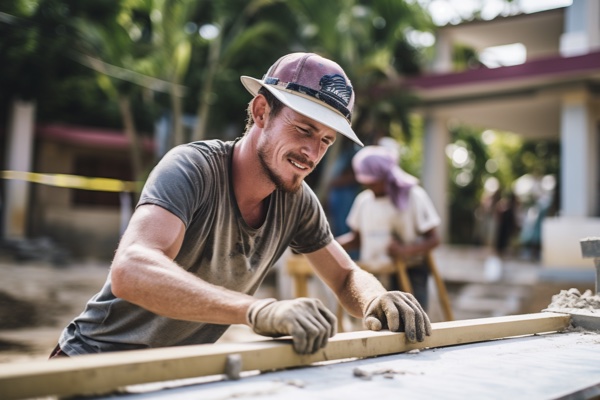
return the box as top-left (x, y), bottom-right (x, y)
top-left (560, 0), bottom-right (600, 56)
top-left (430, 31), bottom-right (453, 74)
top-left (560, 91), bottom-right (595, 217)
top-left (2, 99), bottom-right (36, 239)
top-left (423, 114), bottom-right (450, 242)
top-left (586, 0), bottom-right (600, 49)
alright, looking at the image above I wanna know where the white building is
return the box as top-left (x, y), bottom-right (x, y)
top-left (403, 0), bottom-right (599, 269)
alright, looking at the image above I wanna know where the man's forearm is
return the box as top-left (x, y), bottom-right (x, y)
top-left (111, 246), bottom-right (255, 325)
top-left (336, 266), bottom-right (388, 318)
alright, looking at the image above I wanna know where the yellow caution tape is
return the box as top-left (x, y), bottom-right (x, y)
top-left (1, 170), bottom-right (142, 192)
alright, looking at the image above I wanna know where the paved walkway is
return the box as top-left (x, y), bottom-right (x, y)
top-left (272, 245), bottom-right (596, 324)
top-left (431, 245), bottom-right (595, 321)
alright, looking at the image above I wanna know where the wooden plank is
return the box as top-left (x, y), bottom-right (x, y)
top-left (0, 312), bottom-right (570, 400)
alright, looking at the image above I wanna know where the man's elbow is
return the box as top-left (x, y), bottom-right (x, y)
top-left (110, 262), bottom-right (129, 300)
top-left (110, 247), bottom-right (140, 300)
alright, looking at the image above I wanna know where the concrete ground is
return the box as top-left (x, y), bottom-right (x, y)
top-left (0, 245), bottom-right (595, 364)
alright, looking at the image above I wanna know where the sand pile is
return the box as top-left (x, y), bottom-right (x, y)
top-left (545, 288), bottom-right (600, 312)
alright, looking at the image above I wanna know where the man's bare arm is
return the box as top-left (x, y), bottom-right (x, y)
top-left (305, 241), bottom-right (432, 342)
top-left (110, 204), bottom-right (337, 353)
top-left (110, 204), bottom-right (255, 325)
top-left (304, 241), bottom-right (387, 318)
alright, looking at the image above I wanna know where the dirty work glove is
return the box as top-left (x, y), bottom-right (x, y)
top-left (363, 291), bottom-right (432, 342)
top-left (247, 298), bottom-right (337, 354)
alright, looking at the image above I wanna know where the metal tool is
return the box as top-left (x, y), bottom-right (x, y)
top-left (580, 237), bottom-right (600, 294)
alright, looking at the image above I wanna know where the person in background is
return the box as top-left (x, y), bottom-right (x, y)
top-left (50, 53), bottom-right (431, 359)
top-left (494, 191), bottom-right (520, 259)
top-left (336, 145), bottom-right (441, 310)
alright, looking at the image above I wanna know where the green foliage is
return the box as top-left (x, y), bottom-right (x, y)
top-left (0, 0), bottom-right (124, 124)
top-left (452, 44), bottom-right (482, 71)
top-left (446, 126), bottom-right (560, 244)
top-left (281, 0), bottom-right (434, 144)
top-left (394, 114), bottom-right (424, 178)
top-left (1, 0), bottom-right (434, 142)
top-left (447, 125), bottom-right (491, 244)
top-left (0, 0), bottom-right (564, 246)
top-left (184, 2), bottom-right (298, 135)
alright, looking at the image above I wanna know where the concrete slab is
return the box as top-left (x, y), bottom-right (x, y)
top-left (99, 330), bottom-right (600, 400)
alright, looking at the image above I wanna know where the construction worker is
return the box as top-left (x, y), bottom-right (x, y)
top-left (337, 144), bottom-right (441, 311)
top-left (50, 53), bottom-right (431, 358)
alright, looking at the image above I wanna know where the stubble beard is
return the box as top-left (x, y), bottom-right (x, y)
top-left (257, 144), bottom-right (304, 194)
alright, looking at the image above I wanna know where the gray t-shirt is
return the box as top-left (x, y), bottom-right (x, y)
top-left (59, 139), bottom-right (333, 355)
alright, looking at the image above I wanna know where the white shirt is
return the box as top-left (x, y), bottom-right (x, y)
top-left (346, 185), bottom-right (440, 269)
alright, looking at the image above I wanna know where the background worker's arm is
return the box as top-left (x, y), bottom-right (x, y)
top-left (335, 230), bottom-right (361, 253)
top-left (110, 204), bottom-right (335, 354)
top-left (387, 227), bottom-right (440, 260)
top-left (305, 241), bottom-right (431, 342)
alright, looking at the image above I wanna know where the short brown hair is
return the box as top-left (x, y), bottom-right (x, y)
top-left (244, 87), bottom-right (285, 134)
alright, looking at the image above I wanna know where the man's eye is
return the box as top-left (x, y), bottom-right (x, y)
top-left (296, 126), bottom-right (310, 135)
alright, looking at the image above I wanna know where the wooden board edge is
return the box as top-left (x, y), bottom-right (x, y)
top-left (0, 312), bottom-right (571, 400)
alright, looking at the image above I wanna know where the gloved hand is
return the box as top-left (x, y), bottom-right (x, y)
top-left (363, 291), bottom-right (432, 342)
top-left (247, 297), bottom-right (337, 354)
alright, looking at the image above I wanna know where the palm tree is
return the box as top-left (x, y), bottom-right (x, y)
top-left (73, 0), bottom-right (186, 180)
top-left (189, 0), bottom-right (295, 142)
top-left (145, 0), bottom-right (195, 147)
top-left (0, 0), bottom-right (125, 237)
top-left (74, 10), bottom-right (146, 182)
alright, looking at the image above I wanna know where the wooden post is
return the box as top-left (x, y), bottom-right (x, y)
top-left (394, 259), bottom-right (413, 293)
top-left (286, 254), bottom-right (344, 332)
top-left (426, 252), bottom-right (454, 321)
top-left (286, 254), bottom-right (312, 298)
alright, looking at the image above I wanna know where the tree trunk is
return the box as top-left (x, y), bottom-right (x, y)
top-left (117, 95), bottom-right (144, 183)
top-left (170, 85), bottom-right (185, 146)
top-left (192, 31), bottom-right (223, 142)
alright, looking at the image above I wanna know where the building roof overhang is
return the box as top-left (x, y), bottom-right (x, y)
top-left (394, 51), bottom-right (600, 139)
top-left (437, 7), bottom-right (565, 58)
top-left (37, 124), bottom-right (155, 152)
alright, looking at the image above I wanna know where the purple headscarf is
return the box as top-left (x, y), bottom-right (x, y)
top-left (352, 145), bottom-right (418, 210)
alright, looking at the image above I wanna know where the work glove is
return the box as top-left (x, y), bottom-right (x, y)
top-left (363, 291), bottom-right (432, 342)
top-left (247, 297), bottom-right (337, 354)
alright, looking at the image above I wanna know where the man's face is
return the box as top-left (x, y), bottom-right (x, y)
top-left (257, 106), bottom-right (336, 193)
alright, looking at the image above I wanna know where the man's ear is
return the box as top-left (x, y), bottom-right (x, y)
top-left (252, 94), bottom-right (269, 129)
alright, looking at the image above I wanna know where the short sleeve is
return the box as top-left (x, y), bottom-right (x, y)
top-left (410, 186), bottom-right (441, 234)
top-left (137, 145), bottom-right (206, 227)
top-left (345, 190), bottom-right (369, 232)
top-left (288, 183), bottom-right (333, 253)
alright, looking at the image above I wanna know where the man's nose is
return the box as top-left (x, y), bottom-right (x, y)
top-left (301, 139), bottom-right (322, 164)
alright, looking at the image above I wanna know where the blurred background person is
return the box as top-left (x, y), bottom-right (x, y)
top-left (336, 145), bottom-right (440, 311)
top-left (494, 190), bottom-right (520, 259)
